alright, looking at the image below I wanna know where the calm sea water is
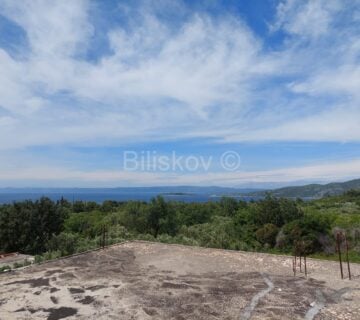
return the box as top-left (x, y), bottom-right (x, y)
top-left (0, 192), bottom-right (261, 204)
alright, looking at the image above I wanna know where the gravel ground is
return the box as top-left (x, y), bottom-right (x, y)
top-left (0, 241), bottom-right (359, 320)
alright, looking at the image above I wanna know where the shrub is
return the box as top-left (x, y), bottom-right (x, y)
top-left (256, 224), bottom-right (279, 247)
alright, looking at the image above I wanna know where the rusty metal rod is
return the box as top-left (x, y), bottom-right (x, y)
top-left (337, 232), bottom-right (344, 279)
top-left (293, 256), bottom-right (296, 276)
top-left (344, 233), bottom-right (351, 280)
top-left (101, 225), bottom-right (106, 249)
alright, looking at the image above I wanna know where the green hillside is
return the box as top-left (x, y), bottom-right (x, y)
top-left (252, 178), bottom-right (360, 198)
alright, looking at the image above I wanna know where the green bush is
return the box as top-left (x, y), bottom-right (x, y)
top-left (256, 224), bottom-right (279, 247)
top-left (47, 232), bottom-right (80, 256)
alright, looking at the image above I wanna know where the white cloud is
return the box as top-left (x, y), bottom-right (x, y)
top-left (0, 2), bottom-right (279, 149)
top-left (271, 0), bottom-right (342, 38)
top-left (0, 0), bottom-right (358, 149)
top-left (0, 0), bottom-right (92, 57)
top-left (0, 0), bottom-right (360, 185)
top-left (69, 14), bottom-right (269, 119)
top-left (290, 65), bottom-right (360, 99)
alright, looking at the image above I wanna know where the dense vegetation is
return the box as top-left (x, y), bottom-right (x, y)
top-left (1, 191), bottom-right (360, 264)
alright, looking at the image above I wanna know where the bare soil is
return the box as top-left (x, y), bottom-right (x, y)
top-left (0, 241), bottom-right (359, 319)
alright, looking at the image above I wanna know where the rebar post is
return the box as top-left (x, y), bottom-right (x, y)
top-left (336, 232), bottom-right (344, 279)
top-left (293, 256), bottom-right (296, 276)
top-left (344, 233), bottom-right (351, 280)
top-left (101, 225), bottom-right (106, 249)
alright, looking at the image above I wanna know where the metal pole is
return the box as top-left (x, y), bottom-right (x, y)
top-left (344, 233), bottom-right (351, 280)
top-left (292, 257), bottom-right (295, 276)
top-left (101, 225), bottom-right (105, 249)
top-left (105, 225), bottom-right (107, 248)
top-left (336, 232), bottom-right (344, 279)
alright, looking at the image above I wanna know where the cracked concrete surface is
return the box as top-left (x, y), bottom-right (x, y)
top-left (0, 241), bottom-right (359, 319)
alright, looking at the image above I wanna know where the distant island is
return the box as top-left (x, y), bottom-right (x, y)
top-left (160, 192), bottom-right (193, 196)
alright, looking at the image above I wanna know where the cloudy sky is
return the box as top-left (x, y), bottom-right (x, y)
top-left (0, 0), bottom-right (360, 187)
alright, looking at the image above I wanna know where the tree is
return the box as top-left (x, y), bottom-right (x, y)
top-left (256, 224), bottom-right (279, 247)
top-left (281, 214), bottom-right (331, 253)
top-left (121, 201), bottom-right (149, 234)
top-left (252, 195), bottom-right (303, 227)
top-left (147, 196), bottom-right (177, 237)
top-left (73, 201), bottom-right (86, 213)
top-left (46, 232), bottom-right (79, 256)
top-left (219, 197), bottom-right (239, 217)
top-left (0, 198), bottom-right (66, 254)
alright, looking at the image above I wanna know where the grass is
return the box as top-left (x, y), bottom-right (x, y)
top-left (309, 251), bottom-right (360, 264)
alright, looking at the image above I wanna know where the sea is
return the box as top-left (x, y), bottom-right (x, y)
top-left (0, 192), bottom-right (261, 204)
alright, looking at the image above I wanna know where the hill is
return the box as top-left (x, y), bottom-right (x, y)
top-left (250, 178), bottom-right (360, 198)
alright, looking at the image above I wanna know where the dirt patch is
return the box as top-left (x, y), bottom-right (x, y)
top-left (77, 296), bottom-right (95, 305)
top-left (6, 277), bottom-right (50, 288)
top-left (86, 285), bottom-right (106, 291)
top-left (143, 307), bottom-right (158, 316)
top-left (45, 307), bottom-right (78, 320)
top-left (68, 287), bottom-right (85, 294)
top-left (161, 281), bottom-right (200, 290)
top-left (15, 307), bottom-right (37, 314)
top-left (58, 272), bottom-right (76, 280)
top-left (45, 269), bottom-right (63, 277)
top-left (50, 296), bottom-right (58, 304)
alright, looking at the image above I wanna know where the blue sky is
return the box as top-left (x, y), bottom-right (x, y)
top-left (0, 0), bottom-right (360, 188)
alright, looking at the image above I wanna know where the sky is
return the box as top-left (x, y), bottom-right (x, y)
top-left (0, 0), bottom-right (360, 188)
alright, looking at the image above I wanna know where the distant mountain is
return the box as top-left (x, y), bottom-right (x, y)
top-left (249, 178), bottom-right (360, 198)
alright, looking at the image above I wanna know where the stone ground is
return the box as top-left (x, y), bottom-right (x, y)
top-left (0, 241), bottom-right (359, 320)
top-left (0, 253), bottom-right (34, 268)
